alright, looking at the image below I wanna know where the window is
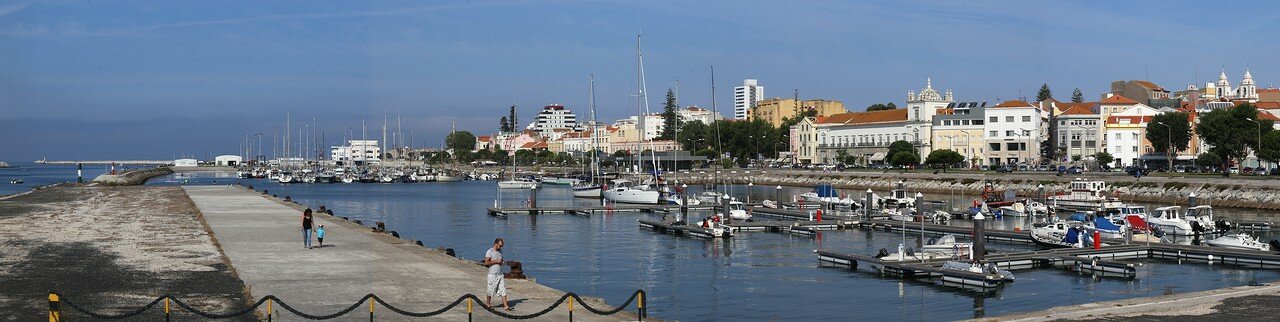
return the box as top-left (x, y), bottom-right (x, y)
top-left (989, 130), bottom-right (998, 137)
top-left (1006, 130), bottom-right (1015, 136)
top-left (1006, 116), bottom-right (1014, 122)
top-left (974, 120), bottom-right (983, 125)
top-left (1022, 116), bottom-right (1031, 122)
top-left (989, 116), bottom-right (998, 123)
top-left (990, 143), bottom-right (1001, 151)
top-left (1007, 143), bottom-right (1020, 151)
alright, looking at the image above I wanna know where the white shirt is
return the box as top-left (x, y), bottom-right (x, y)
top-left (484, 247), bottom-right (503, 275)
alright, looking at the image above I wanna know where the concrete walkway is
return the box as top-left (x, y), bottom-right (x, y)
top-left (185, 185), bottom-right (634, 321)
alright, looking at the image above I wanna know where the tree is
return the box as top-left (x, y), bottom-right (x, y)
top-left (658, 88), bottom-right (679, 140)
top-left (1196, 152), bottom-right (1222, 169)
top-left (1146, 112), bottom-right (1192, 169)
top-left (676, 121), bottom-right (709, 151)
top-left (1258, 131), bottom-right (1280, 169)
top-left (888, 140), bottom-right (915, 158)
top-left (889, 151), bottom-right (919, 168)
top-left (1093, 152), bottom-right (1114, 168)
top-left (866, 102), bottom-right (898, 111)
top-left (1071, 88), bottom-right (1084, 103)
top-left (499, 116), bottom-right (510, 132)
top-left (508, 105), bottom-right (519, 132)
top-left (1195, 103), bottom-right (1273, 167)
top-left (925, 149), bottom-right (964, 169)
top-left (445, 131), bottom-right (477, 152)
top-left (1037, 84), bottom-right (1053, 102)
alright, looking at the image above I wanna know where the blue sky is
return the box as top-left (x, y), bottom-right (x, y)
top-left (3, 0), bottom-right (1280, 161)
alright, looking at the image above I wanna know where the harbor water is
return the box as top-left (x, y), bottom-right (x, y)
top-left (0, 163), bottom-right (108, 196)
top-left (120, 172), bottom-right (1280, 320)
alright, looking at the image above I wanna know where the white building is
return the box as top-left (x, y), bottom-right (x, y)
top-left (330, 140), bottom-right (381, 165)
top-left (983, 100), bottom-right (1045, 166)
top-left (1236, 70), bottom-right (1259, 102)
top-left (614, 114), bottom-right (665, 141)
top-left (814, 109), bottom-right (912, 165)
top-left (174, 159), bottom-right (198, 167)
top-left (214, 155), bottom-right (243, 167)
top-left (526, 104), bottom-right (578, 135)
top-left (904, 78), bottom-right (954, 158)
top-left (677, 106), bottom-right (723, 125)
top-left (733, 79), bottom-right (764, 120)
top-left (1104, 104), bottom-right (1159, 168)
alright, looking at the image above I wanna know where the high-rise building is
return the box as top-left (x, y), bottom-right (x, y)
top-left (733, 79), bottom-right (764, 120)
top-left (526, 104), bottom-right (578, 135)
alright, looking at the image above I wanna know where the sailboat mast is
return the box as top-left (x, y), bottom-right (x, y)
top-left (589, 74), bottom-right (599, 184)
top-left (710, 65), bottom-right (721, 190)
top-left (637, 34), bottom-right (659, 175)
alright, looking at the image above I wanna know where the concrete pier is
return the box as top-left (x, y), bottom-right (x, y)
top-left (185, 185), bottom-right (634, 321)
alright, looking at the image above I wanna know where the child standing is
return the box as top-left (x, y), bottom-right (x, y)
top-left (316, 225), bottom-right (326, 247)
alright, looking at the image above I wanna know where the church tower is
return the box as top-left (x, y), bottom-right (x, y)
top-left (1216, 69), bottom-right (1234, 99)
top-left (1237, 69), bottom-right (1258, 102)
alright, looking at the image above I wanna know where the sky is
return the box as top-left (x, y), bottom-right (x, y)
top-left (3, 0), bottom-right (1280, 161)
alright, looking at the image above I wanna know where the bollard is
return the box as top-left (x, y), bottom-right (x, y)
top-left (267, 298), bottom-right (273, 322)
top-left (1093, 231), bottom-right (1101, 250)
top-left (1037, 184), bottom-right (1045, 205)
top-left (775, 185), bottom-right (782, 207)
top-left (638, 292), bottom-right (646, 321)
top-left (369, 297), bottom-right (375, 322)
top-left (529, 185), bottom-right (538, 209)
top-left (973, 212), bottom-right (986, 261)
top-left (681, 184), bottom-right (689, 223)
top-left (48, 293), bottom-right (60, 322)
top-left (165, 297), bottom-right (171, 322)
top-left (467, 298), bottom-right (474, 322)
top-left (77, 163), bottom-right (83, 183)
top-left (1189, 192), bottom-right (1197, 207)
top-left (568, 296), bottom-right (575, 322)
top-left (865, 189), bottom-right (874, 220)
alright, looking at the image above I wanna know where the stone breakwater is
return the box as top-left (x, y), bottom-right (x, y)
top-left (92, 167), bottom-right (174, 186)
top-left (666, 171), bottom-right (1280, 210)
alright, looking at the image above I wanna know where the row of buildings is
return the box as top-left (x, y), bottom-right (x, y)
top-left (477, 104), bottom-right (726, 156)
top-left (791, 71), bottom-right (1280, 169)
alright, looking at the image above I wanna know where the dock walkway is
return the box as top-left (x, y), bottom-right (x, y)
top-left (185, 185), bottom-right (630, 321)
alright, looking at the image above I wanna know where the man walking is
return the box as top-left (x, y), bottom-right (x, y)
top-left (483, 238), bottom-right (512, 311)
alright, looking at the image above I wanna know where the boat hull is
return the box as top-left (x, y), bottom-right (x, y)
top-left (498, 181), bottom-right (539, 189)
top-left (571, 185), bottom-right (602, 198)
top-left (603, 189), bottom-right (660, 204)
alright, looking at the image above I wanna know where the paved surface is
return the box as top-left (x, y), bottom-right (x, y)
top-left (983, 282), bottom-right (1280, 321)
top-left (185, 185), bottom-right (634, 321)
top-left (0, 185), bottom-right (252, 321)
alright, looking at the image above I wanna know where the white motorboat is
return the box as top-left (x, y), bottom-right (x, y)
top-left (1205, 233), bottom-right (1272, 251)
top-left (696, 191), bottom-right (726, 204)
top-left (498, 178), bottom-right (540, 189)
top-left (340, 175), bottom-right (356, 184)
top-left (875, 235), bottom-right (973, 262)
top-left (435, 173), bottom-right (463, 182)
top-left (603, 179), bottom-right (660, 204)
top-left (1030, 221), bottom-right (1093, 248)
top-left (1047, 179), bottom-right (1124, 212)
top-left (1147, 205), bottom-right (1216, 236)
top-left (727, 200), bottom-right (750, 220)
top-left (572, 183), bottom-right (603, 198)
top-left (277, 173), bottom-right (297, 184)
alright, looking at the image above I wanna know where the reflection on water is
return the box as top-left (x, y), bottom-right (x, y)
top-left (146, 173), bottom-right (1280, 321)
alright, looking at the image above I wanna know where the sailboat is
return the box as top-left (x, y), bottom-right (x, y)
top-left (573, 75), bottom-right (604, 198)
top-left (498, 107), bottom-right (540, 190)
top-left (603, 35), bottom-right (660, 204)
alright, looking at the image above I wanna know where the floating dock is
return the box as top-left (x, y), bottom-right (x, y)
top-left (486, 204), bottom-right (714, 217)
top-left (819, 243), bottom-right (1280, 291)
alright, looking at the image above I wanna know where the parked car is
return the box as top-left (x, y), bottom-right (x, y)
top-left (1243, 167), bottom-right (1254, 174)
top-left (1229, 167), bottom-right (1240, 174)
top-left (1253, 168), bottom-right (1269, 176)
top-left (995, 165), bottom-right (1014, 173)
top-left (1067, 166), bottom-right (1084, 174)
top-left (1271, 168), bottom-right (1280, 176)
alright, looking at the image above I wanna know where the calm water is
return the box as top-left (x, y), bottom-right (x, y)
top-left (0, 163), bottom-right (109, 196)
top-left (118, 171), bottom-right (1280, 320)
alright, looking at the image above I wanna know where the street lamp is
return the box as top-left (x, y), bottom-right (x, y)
top-left (1154, 122), bottom-right (1173, 171)
top-left (1245, 118), bottom-right (1263, 172)
top-left (959, 129), bottom-right (975, 169)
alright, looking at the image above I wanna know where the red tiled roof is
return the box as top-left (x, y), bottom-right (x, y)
top-left (992, 100), bottom-right (1034, 108)
top-left (477, 136), bottom-right (492, 142)
top-left (1132, 80), bottom-right (1166, 91)
top-left (1259, 111), bottom-right (1280, 121)
top-left (816, 109), bottom-right (908, 125)
top-left (1106, 115), bottom-right (1153, 124)
top-left (1059, 104), bottom-right (1096, 115)
top-left (1252, 102), bottom-right (1280, 109)
top-left (1100, 95), bottom-right (1139, 105)
top-left (1257, 88), bottom-right (1280, 93)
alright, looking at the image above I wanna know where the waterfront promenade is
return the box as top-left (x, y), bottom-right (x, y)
top-left (185, 185), bottom-right (633, 321)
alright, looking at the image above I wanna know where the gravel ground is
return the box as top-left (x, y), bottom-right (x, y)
top-left (0, 185), bottom-right (253, 321)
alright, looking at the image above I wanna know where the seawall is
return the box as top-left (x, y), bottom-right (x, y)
top-left (666, 170), bottom-right (1280, 210)
top-left (92, 167), bottom-right (174, 186)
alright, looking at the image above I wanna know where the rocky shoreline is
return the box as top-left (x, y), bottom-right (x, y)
top-left (666, 170), bottom-right (1280, 211)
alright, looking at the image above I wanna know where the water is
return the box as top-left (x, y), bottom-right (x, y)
top-left (127, 172), bottom-right (1280, 320)
top-left (0, 163), bottom-right (109, 196)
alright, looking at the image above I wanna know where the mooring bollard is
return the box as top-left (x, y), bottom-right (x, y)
top-left (165, 297), bottom-right (171, 322)
top-left (973, 211), bottom-right (986, 261)
top-left (681, 184), bottom-right (689, 223)
top-left (568, 296), bottom-right (575, 322)
top-left (638, 292), bottom-right (646, 321)
top-left (369, 297), bottom-right (375, 321)
top-left (48, 293), bottom-right (60, 322)
top-left (467, 298), bottom-right (474, 322)
top-left (529, 186), bottom-right (538, 209)
top-left (267, 298), bottom-right (273, 322)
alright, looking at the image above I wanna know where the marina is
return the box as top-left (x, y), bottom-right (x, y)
top-left (132, 171), bottom-right (1280, 320)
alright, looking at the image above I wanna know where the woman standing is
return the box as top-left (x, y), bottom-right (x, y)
top-left (302, 208), bottom-right (314, 249)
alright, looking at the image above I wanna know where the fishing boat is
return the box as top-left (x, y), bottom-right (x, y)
top-left (1047, 179), bottom-right (1124, 212)
top-left (1205, 233), bottom-right (1272, 251)
top-left (727, 200), bottom-right (750, 220)
top-left (435, 172), bottom-right (463, 182)
top-left (603, 179), bottom-right (660, 204)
